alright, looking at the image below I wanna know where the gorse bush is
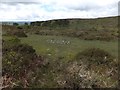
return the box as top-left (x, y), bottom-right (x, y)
top-left (2, 38), bottom-right (44, 88)
top-left (72, 48), bottom-right (118, 88)
top-left (61, 60), bottom-right (118, 88)
top-left (59, 48), bottom-right (118, 88)
top-left (2, 37), bottom-right (20, 52)
top-left (6, 29), bottom-right (27, 37)
top-left (75, 48), bottom-right (114, 66)
top-left (12, 31), bottom-right (27, 37)
top-left (3, 44), bottom-right (36, 77)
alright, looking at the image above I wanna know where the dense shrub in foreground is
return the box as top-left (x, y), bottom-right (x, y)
top-left (2, 38), bottom-right (44, 88)
top-left (66, 48), bottom-right (118, 88)
top-left (75, 48), bottom-right (116, 66)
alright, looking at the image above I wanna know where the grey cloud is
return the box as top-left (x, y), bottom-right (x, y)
top-left (1, 2), bottom-right (40, 5)
top-left (1, 0), bottom-right (41, 5)
top-left (69, 5), bottom-right (100, 11)
top-left (1, 0), bottom-right (39, 2)
top-left (65, 1), bottom-right (118, 12)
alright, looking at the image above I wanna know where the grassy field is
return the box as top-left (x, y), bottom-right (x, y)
top-left (20, 34), bottom-right (118, 62)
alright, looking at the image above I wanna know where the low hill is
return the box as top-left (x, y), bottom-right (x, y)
top-left (2, 16), bottom-right (119, 41)
top-left (30, 16), bottom-right (118, 30)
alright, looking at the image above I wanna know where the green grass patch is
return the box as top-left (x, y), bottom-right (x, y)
top-left (20, 34), bottom-right (118, 62)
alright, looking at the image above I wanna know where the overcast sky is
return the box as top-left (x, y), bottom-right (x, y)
top-left (0, 0), bottom-right (119, 21)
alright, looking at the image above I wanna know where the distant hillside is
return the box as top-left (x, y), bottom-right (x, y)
top-left (30, 16), bottom-right (118, 31)
top-left (2, 16), bottom-right (119, 41)
top-left (2, 22), bottom-right (30, 25)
